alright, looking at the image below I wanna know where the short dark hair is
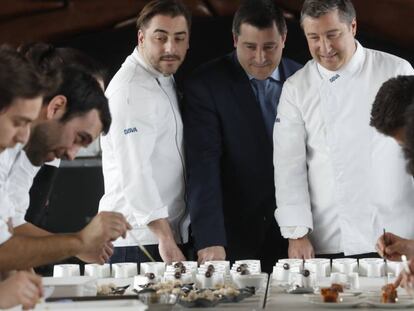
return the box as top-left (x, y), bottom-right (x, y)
top-left (136, 0), bottom-right (191, 31)
top-left (232, 0), bottom-right (287, 36)
top-left (55, 67), bottom-right (111, 135)
top-left (0, 46), bottom-right (46, 111)
top-left (370, 76), bottom-right (414, 136)
top-left (20, 42), bottom-right (111, 134)
top-left (19, 42), bottom-right (107, 91)
top-left (403, 104), bottom-right (414, 176)
top-left (300, 0), bottom-right (356, 26)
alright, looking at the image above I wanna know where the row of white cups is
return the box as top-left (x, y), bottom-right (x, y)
top-left (273, 258), bottom-right (403, 289)
top-left (53, 260), bottom-right (262, 280)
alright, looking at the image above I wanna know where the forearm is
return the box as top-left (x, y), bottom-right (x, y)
top-left (14, 222), bottom-right (51, 237)
top-left (0, 234), bottom-right (82, 271)
top-left (147, 218), bottom-right (175, 242)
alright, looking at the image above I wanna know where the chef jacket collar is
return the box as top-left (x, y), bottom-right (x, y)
top-left (317, 40), bottom-right (364, 82)
top-left (132, 47), bottom-right (174, 83)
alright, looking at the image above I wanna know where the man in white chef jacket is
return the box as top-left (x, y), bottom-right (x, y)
top-left (99, 0), bottom-right (191, 264)
top-left (0, 66), bottom-right (132, 271)
top-left (273, 0), bottom-right (414, 259)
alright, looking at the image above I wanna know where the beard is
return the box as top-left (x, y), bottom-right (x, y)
top-left (25, 122), bottom-right (57, 166)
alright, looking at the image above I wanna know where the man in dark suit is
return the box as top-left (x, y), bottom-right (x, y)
top-left (183, 0), bottom-right (302, 273)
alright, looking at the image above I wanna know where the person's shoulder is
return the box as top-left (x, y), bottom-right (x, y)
top-left (107, 52), bottom-right (150, 92)
top-left (281, 57), bottom-right (303, 73)
top-left (187, 53), bottom-right (236, 82)
top-left (364, 48), bottom-right (413, 72)
top-left (284, 59), bottom-right (317, 86)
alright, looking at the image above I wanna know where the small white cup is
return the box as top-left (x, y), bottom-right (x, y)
top-left (140, 262), bottom-right (166, 276)
top-left (305, 258), bottom-right (331, 278)
top-left (330, 272), bottom-right (347, 284)
top-left (53, 264), bottom-right (80, 277)
top-left (84, 264), bottom-right (111, 278)
top-left (112, 262), bottom-right (138, 278)
top-left (332, 258), bottom-right (358, 274)
top-left (273, 263), bottom-right (291, 282)
top-left (347, 272), bottom-right (360, 289)
top-left (196, 272), bottom-right (225, 288)
top-left (359, 258), bottom-right (383, 277)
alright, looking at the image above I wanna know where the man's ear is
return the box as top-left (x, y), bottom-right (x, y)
top-left (46, 95), bottom-right (67, 120)
top-left (138, 29), bottom-right (145, 46)
top-left (233, 33), bottom-right (239, 48)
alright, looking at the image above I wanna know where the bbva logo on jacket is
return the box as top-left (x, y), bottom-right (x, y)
top-left (123, 127), bottom-right (138, 135)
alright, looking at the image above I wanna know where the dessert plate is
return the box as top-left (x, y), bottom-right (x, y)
top-left (308, 296), bottom-right (363, 308)
top-left (366, 298), bottom-right (414, 309)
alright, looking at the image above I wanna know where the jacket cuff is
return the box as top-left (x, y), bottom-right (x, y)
top-left (274, 206), bottom-right (313, 229)
top-left (192, 223), bottom-right (227, 251)
top-left (133, 206), bottom-right (169, 226)
top-left (280, 226), bottom-right (310, 239)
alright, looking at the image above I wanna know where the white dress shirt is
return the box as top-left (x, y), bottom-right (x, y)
top-left (274, 42), bottom-right (414, 255)
top-left (99, 48), bottom-right (189, 247)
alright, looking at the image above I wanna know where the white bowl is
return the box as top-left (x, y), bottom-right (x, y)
top-left (232, 272), bottom-right (267, 289)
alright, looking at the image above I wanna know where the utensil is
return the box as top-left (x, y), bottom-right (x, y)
top-left (383, 228), bottom-right (389, 284)
top-left (111, 284), bottom-right (130, 295)
top-left (129, 231), bottom-right (156, 262)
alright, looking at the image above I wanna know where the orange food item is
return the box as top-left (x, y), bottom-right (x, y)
top-left (330, 283), bottom-right (344, 293)
top-left (381, 284), bottom-right (397, 303)
top-left (321, 287), bottom-right (339, 303)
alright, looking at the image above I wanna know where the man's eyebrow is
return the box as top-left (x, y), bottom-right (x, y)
top-left (13, 116), bottom-right (32, 123)
top-left (153, 29), bottom-right (188, 36)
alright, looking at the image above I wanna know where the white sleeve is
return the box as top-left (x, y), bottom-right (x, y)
top-left (273, 81), bottom-right (313, 230)
top-left (0, 219), bottom-right (11, 245)
top-left (280, 226), bottom-right (309, 239)
top-left (8, 151), bottom-right (41, 227)
top-left (0, 195), bottom-right (12, 245)
top-left (106, 87), bottom-right (168, 225)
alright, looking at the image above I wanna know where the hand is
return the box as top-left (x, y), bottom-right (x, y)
top-left (395, 259), bottom-right (414, 297)
top-left (77, 212), bottom-right (131, 263)
top-left (288, 236), bottom-right (314, 259)
top-left (77, 241), bottom-right (114, 264)
top-left (375, 232), bottom-right (414, 261)
top-left (197, 246), bottom-right (226, 264)
top-left (158, 237), bottom-right (186, 264)
top-left (0, 271), bottom-right (42, 309)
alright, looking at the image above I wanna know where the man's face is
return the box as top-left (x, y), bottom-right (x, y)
top-left (25, 109), bottom-right (103, 166)
top-left (138, 14), bottom-right (189, 76)
top-left (303, 10), bottom-right (357, 71)
top-left (0, 97), bottom-right (42, 153)
top-left (234, 22), bottom-right (286, 80)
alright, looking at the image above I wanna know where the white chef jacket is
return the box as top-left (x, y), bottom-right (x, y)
top-left (274, 42), bottom-right (414, 255)
top-left (99, 48), bottom-right (189, 247)
top-left (0, 145), bottom-right (60, 233)
top-left (0, 145), bottom-right (22, 244)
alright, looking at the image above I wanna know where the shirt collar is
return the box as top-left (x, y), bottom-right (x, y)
top-left (317, 40), bottom-right (364, 81)
top-left (132, 47), bottom-right (172, 80)
top-left (246, 65), bottom-right (281, 82)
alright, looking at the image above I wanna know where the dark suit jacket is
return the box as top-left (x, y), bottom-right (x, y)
top-left (183, 51), bottom-right (302, 262)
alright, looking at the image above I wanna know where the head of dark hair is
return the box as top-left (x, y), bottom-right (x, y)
top-left (300, 0), bottom-right (356, 27)
top-left (0, 45), bottom-right (46, 111)
top-left (370, 76), bottom-right (414, 136)
top-left (53, 67), bottom-right (111, 134)
top-left (19, 42), bottom-right (107, 98)
top-left (403, 103), bottom-right (414, 176)
top-left (232, 0), bottom-right (287, 36)
top-left (136, 0), bottom-right (191, 31)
